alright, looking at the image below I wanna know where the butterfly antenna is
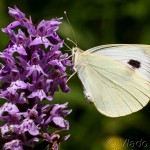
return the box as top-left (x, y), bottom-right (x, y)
top-left (64, 11), bottom-right (78, 47)
top-left (66, 38), bottom-right (77, 47)
top-left (64, 42), bottom-right (71, 50)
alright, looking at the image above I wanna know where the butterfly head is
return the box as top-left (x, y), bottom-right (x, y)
top-left (72, 47), bottom-right (83, 55)
top-left (72, 47), bottom-right (84, 62)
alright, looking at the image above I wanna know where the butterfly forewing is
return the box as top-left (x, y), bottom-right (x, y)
top-left (86, 44), bottom-right (150, 81)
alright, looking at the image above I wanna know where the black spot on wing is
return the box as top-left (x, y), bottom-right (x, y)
top-left (128, 59), bottom-right (141, 68)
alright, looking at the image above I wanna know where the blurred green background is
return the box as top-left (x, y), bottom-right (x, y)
top-left (1, 0), bottom-right (150, 150)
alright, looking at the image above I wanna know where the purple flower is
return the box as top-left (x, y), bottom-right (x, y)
top-left (10, 118), bottom-right (39, 136)
top-left (0, 6), bottom-right (72, 150)
top-left (7, 80), bottom-right (27, 94)
top-left (28, 89), bottom-right (52, 101)
top-left (0, 103), bottom-right (20, 123)
top-left (4, 139), bottom-right (23, 150)
top-left (42, 103), bottom-right (71, 129)
top-left (42, 132), bottom-right (70, 150)
top-left (9, 6), bottom-right (25, 20)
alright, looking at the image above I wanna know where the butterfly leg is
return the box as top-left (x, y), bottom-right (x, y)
top-left (67, 71), bottom-right (77, 82)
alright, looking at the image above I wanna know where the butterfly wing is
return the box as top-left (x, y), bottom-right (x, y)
top-left (75, 45), bottom-right (150, 117)
top-left (86, 44), bottom-right (150, 81)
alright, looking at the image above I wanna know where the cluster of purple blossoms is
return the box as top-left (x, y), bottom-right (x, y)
top-left (0, 6), bottom-right (72, 150)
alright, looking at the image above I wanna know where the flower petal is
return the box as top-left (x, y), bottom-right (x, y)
top-left (29, 37), bottom-right (51, 48)
top-left (28, 89), bottom-right (52, 101)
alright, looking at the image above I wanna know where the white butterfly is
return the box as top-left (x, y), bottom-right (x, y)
top-left (72, 44), bottom-right (150, 117)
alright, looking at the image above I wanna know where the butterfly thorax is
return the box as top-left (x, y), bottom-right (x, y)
top-left (72, 47), bottom-right (85, 70)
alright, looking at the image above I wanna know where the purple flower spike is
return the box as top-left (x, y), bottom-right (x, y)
top-left (0, 6), bottom-right (72, 150)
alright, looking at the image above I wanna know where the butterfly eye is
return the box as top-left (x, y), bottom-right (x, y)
top-left (73, 48), bottom-right (77, 53)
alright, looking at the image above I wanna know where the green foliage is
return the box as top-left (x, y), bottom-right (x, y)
top-left (1, 0), bottom-right (150, 150)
